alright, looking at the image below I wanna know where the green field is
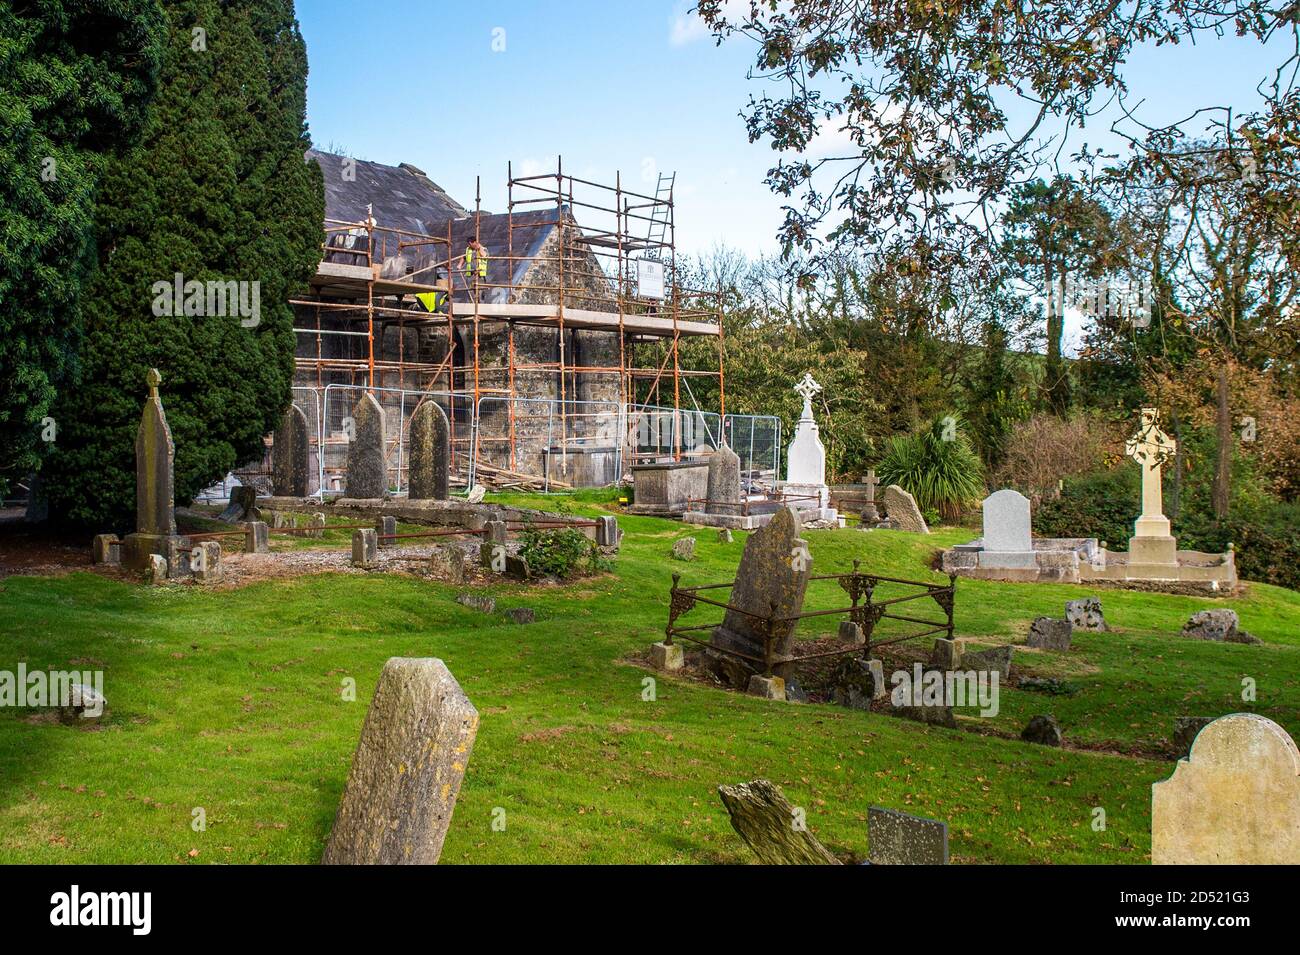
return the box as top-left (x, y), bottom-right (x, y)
top-left (1, 494), bottom-right (1296, 864)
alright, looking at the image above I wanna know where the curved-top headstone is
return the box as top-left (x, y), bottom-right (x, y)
top-left (705, 442), bottom-right (742, 515)
top-left (272, 404), bottom-right (311, 497)
top-left (1152, 713), bottom-right (1300, 864)
top-left (707, 505), bottom-right (811, 685)
top-left (882, 484), bottom-right (928, 534)
top-left (323, 657), bottom-right (479, 865)
top-left (982, 489), bottom-right (1031, 552)
top-left (136, 367), bottom-right (176, 536)
top-left (407, 400), bottom-right (450, 501)
top-left (345, 392), bottom-right (388, 499)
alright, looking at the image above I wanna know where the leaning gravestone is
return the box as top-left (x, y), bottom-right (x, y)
top-left (345, 392), bottom-right (388, 499)
top-left (706, 505), bottom-right (811, 687)
top-left (322, 657), bottom-right (479, 865)
top-left (705, 442), bottom-right (742, 516)
top-left (1027, 616), bottom-right (1072, 650)
top-left (272, 404), bottom-right (311, 497)
top-left (407, 400), bottom-right (450, 501)
top-left (868, 807), bottom-right (949, 864)
top-left (717, 779), bottom-right (840, 865)
top-left (882, 484), bottom-right (929, 534)
top-left (1152, 713), bottom-right (1300, 864)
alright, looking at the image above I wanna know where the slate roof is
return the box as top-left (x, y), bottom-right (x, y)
top-left (307, 148), bottom-right (467, 231)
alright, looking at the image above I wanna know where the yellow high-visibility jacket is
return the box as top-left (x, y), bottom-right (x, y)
top-left (464, 246), bottom-right (489, 281)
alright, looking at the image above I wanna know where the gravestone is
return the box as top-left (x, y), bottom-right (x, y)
top-left (147, 553), bottom-right (168, 583)
top-left (671, 537), bottom-right (696, 561)
top-left (868, 807), bottom-right (949, 865)
top-left (1124, 407), bottom-right (1178, 566)
top-left (930, 638), bottom-right (960, 670)
top-left (219, 485), bottom-right (258, 523)
top-left (1027, 617), bottom-right (1072, 650)
top-left (457, 592), bottom-right (496, 614)
top-left (717, 528), bottom-right (733, 544)
top-left (122, 369), bottom-right (182, 568)
top-left (859, 470), bottom-right (881, 524)
top-left (717, 779), bottom-right (841, 865)
top-left (428, 546), bottom-right (465, 583)
top-left (962, 644), bottom-right (1012, 680)
top-left (977, 488), bottom-right (1034, 568)
top-left (376, 515), bottom-right (397, 548)
top-left (838, 621), bottom-right (864, 645)
top-left (705, 505), bottom-right (811, 687)
top-left (830, 657), bottom-right (884, 709)
top-left (1065, 597), bottom-right (1106, 631)
top-left (272, 404), bottom-right (311, 497)
top-left (244, 521), bottom-right (269, 554)
top-left (780, 373), bottom-right (836, 519)
top-left (191, 541), bottom-right (222, 584)
top-left (92, 534), bottom-right (120, 565)
top-left (351, 528), bottom-right (378, 568)
top-left (506, 608), bottom-right (535, 625)
top-left (345, 392), bottom-right (388, 499)
top-left (881, 485), bottom-right (928, 534)
top-left (705, 442), bottom-right (742, 516)
top-left (57, 683), bottom-right (108, 725)
top-left (1181, 609), bottom-right (1251, 643)
top-left (466, 485), bottom-right (486, 504)
top-left (483, 520), bottom-right (507, 544)
top-left (407, 400), bottom-right (450, 501)
top-left (1152, 713), bottom-right (1300, 864)
top-left (595, 515), bottom-right (620, 549)
top-left (1021, 714), bottom-right (1063, 746)
top-left (322, 657), bottom-right (478, 865)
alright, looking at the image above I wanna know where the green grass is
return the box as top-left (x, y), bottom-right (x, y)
top-left (1, 495), bottom-right (1296, 864)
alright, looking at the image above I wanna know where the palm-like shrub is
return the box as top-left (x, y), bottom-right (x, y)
top-left (877, 416), bottom-right (985, 521)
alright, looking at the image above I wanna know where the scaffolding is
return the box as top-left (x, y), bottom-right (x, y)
top-left (288, 158), bottom-right (727, 489)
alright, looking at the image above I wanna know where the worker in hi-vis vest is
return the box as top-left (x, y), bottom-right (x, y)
top-left (462, 239), bottom-right (489, 291)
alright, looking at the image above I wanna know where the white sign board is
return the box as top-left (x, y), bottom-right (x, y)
top-left (637, 258), bottom-right (664, 300)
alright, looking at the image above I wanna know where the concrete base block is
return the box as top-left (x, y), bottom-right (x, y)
top-left (746, 674), bottom-right (786, 701)
top-left (651, 641), bottom-right (684, 671)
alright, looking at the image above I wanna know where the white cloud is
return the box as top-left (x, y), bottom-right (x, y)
top-left (670, 3), bottom-right (710, 46)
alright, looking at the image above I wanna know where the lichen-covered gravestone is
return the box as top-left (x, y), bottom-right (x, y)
top-left (868, 807), bottom-right (948, 864)
top-left (704, 442), bottom-right (742, 516)
top-left (705, 505), bottom-right (811, 687)
top-left (272, 404), bottom-right (311, 497)
top-left (407, 400), bottom-right (450, 501)
top-left (1065, 597), bottom-right (1106, 631)
top-left (1027, 616), bottom-right (1072, 650)
top-left (882, 484), bottom-right (929, 534)
top-left (1152, 713), bottom-right (1300, 864)
top-left (122, 369), bottom-right (182, 569)
top-left (345, 392), bottom-right (388, 499)
top-left (323, 658), bottom-right (479, 865)
top-left (718, 779), bottom-right (840, 865)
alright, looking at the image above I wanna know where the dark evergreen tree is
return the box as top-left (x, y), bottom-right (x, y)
top-left (0, 0), bottom-right (164, 496)
top-left (44, 0), bottom-right (323, 528)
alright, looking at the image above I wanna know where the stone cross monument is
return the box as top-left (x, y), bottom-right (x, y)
top-left (782, 373), bottom-right (834, 518)
top-left (859, 469), bottom-right (881, 523)
top-left (1124, 407), bottom-right (1178, 566)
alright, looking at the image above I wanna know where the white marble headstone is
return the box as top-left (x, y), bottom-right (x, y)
top-left (982, 489), bottom-right (1032, 553)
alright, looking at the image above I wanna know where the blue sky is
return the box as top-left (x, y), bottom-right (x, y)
top-left (298, 0), bottom-right (1285, 264)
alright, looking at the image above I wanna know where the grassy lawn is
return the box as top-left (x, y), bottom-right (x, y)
top-left (1, 493), bottom-right (1296, 864)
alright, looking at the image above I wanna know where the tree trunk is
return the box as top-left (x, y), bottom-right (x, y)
top-left (1044, 266), bottom-right (1070, 415)
top-left (1212, 362), bottom-right (1231, 520)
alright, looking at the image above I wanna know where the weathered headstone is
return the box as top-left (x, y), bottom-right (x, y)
top-left (345, 392), bottom-right (388, 499)
top-left (122, 369), bottom-right (182, 569)
top-left (982, 489), bottom-right (1032, 553)
top-left (322, 657), bottom-right (479, 865)
top-left (219, 485), bottom-right (259, 523)
top-left (147, 553), bottom-right (168, 583)
top-left (595, 515), bottom-right (620, 549)
top-left (483, 520), bottom-right (507, 544)
top-left (1027, 616), bottom-right (1072, 650)
top-left (830, 657), bottom-right (883, 709)
top-left (717, 779), bottom-right (841, 865)
top-left (466, 485), bottom-right (486, 504)
top-left (272, 404), bottom-right (311, 498)
top-left (705, 442), bottom-right (742, 516)
top-left (1065, 597), bottom-right (1106, 631)
top-left (244, 521), bottom-right (269, 554)
top-left (505, 608), bottom-right (535, 625)
top-left (351, 528), bottom-right (378, 568)
top-left (705, 505), bottom-right (811, 687)
top-left (868, 807), bottom-right (949, 865)
top-left (429, 546), bottom-right (465, 583)
top-left (376, 515), bottom-right (397, 548)
top-left (717, 528), bottom-right (733, 544)
top-left (1181, 609), bottom-right (1247, 642)
top-left (1021, 714), bottom-right (1063, 746)
top-left (882, 485), bottom-right (929, 534)
top-left (456, 592), bottom-right (495, 614)
top-left (961, 643), bottom-right (1012, 680)
top-left (930, 637), bottom-right (960, 670)
top-left (859, 470), bottom-right (881, 524)
top-left (1152, 713), bottom-right (1300, 864)
top-left (165, 537), bottom-right (192, 580)
top-left (1125, 407), bottom-right (1178, 566)
top-left (671, 537), bottom-right (696, 561)
top-left (838, 621), bottom-right (865, 645)
top-left (191, 541), bottom-right (222, 584)
top-left (407, 400), bottom-right (450, 501)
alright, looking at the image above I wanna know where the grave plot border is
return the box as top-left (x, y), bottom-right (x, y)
top-left (663, 559), bottom-right (957, 675)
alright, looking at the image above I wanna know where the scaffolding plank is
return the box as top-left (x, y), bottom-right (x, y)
top-left (446, 302), bottom-right (718, 337)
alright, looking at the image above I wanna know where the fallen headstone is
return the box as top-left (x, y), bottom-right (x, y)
top-left (1181, 608), bottom-right (1248, 642)
top-left (1026, 616), bottom-right (1072, 650)
top-left (1152, 713), bottom-right (1300, 864)
top-left (868, 807), bottom-right (948, 865)
top-left (428, 547), bottom-right (465, 583)
top-left (1021, 714), bottom-right (1062, 746)
top-left (506, 608), bottom-right (535, 625)
top-left (466, 485), bottom-right (486, 504)
top-left (717, 779), bottom-right (840, 865)
top-left (218, 485), bottom-right (258, 523)
top-left (456, 593), bottom-right (496, 614)
top-left (1065, 596), bottom-right (1106, 631)
top-left (322, 657), bottom-right (478, 865)
top-left (961, 644), bottom-right (1012, 680)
